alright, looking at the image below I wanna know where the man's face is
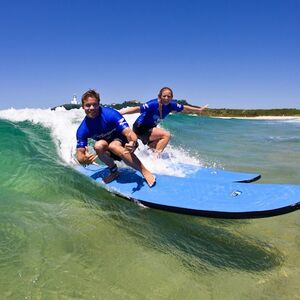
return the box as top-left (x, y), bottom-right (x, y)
top-left (82, 96), bottom-right (100, 118)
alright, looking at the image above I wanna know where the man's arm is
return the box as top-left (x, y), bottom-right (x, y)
top-left (122, 127), bottom-right (138, 153)
top-left (119, 106), bottom-right (141, 115)
top-left (76, 147), bottom-right (98, 165)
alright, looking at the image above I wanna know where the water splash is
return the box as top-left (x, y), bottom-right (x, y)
top-left (0, 108), bottom-right (203, 176)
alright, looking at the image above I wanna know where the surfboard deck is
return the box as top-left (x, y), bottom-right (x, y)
top-left (77, 163), bottom-right (261, 184)
top-left (173, 163), bottom-right (261, 183)
top-left (75, 164), bottom-right (300, 219)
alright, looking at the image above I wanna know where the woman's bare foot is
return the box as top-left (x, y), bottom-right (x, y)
top-left (152, 151), bottom-right (160, 160)
top-left (103, 171), bottom-right (119, 184)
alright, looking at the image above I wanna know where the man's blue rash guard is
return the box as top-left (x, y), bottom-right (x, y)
top-left (135, 98), bottom-right (184, 127)
top-left (76, 107), bottom-right (129, 148)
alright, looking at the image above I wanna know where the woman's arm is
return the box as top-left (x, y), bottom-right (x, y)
top-left (119, 106), bottom-right (141, 115)
top-left (182, 104), bottom-right (208, 114)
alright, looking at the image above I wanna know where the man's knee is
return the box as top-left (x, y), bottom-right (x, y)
top-left (94, 140), bottom-right (109, 153)
top-left (108, 141), bottom-right (122, 154)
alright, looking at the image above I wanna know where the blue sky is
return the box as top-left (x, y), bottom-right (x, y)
top-left (0, 0), bottom-right (299, 109)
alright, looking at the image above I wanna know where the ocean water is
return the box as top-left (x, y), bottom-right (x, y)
top-left (0, 108), bottom-right (299, 299)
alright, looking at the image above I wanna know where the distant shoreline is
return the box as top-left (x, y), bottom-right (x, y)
top-left (210, 115), bottom-right (300, 120)
top-left (199, 108), bottom-right (300, 118)
top-left (51, 102), bottom-right (300, 118)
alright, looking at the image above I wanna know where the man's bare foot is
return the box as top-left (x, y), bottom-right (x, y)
top-left (142, 169), bottom-right (156, 187)
top-left (103, 171), bottom-right (119, 184)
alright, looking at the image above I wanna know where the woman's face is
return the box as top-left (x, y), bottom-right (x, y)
top-left (159, 89), bottom-right (173, 105)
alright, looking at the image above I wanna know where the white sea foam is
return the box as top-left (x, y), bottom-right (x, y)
top-left (108, 113), bottom-right (202, 176)
top-left (0, 107), bottom-right (84, 164)
top-left (0, 108), bottom-right (202, 176)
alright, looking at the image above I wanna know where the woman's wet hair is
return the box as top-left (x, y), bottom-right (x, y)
top-left (81, 89), bottom-right (100, 105)
top-left (158, 87), bottom-right (173, 98)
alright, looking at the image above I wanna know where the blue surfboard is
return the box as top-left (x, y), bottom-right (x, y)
top-left (173, 163), bottom-right (261, 183)
top-left (75, 164), bottom-right (300, 219)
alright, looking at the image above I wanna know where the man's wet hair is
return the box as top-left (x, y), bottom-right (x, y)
top-left (81, 89), bottom-right (100, 106)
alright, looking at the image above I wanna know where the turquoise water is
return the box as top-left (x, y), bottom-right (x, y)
top-left (0, 109), bottom-right (299, 299)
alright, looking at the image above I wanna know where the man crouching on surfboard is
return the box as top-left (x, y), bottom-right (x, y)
top-left (76, 89), bottom-right (156, 187)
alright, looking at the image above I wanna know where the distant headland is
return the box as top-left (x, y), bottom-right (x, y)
top-left (51, 99), bottom-right (300, 117)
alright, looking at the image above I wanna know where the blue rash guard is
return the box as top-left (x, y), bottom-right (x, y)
top-left (76, 107), bottom-right (129, 149)
top-left (135, 98), bottom-right (184, 127)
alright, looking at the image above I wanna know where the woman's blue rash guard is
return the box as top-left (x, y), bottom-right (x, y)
top-left (135, 98), bottom-right (184, 127)
top-left (76, 107), bottom-right (129, 148)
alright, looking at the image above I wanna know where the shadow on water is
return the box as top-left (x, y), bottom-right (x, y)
top-left (119, 210), bottom-right (281, 273)
top-left (77, 175), bottom-right (283, 273)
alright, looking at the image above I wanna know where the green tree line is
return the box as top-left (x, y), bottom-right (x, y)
top-left (52, 100), bottom-right (300, 117)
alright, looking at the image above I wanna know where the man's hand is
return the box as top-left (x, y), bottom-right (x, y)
top-left (83, 153), bottom-right (98, 164)
top-left (77, 147), bottom-right (98, 165)
top-left (124, 141), bottom-right (138, 154)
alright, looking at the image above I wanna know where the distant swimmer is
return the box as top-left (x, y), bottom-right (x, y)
top-left (120, 87), bottom-right (208, 157)
top-left (76, 89), bottom-right (156, 187)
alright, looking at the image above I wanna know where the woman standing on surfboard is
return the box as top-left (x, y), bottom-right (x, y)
top-left (120, 87), bottom-right (208, 157)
